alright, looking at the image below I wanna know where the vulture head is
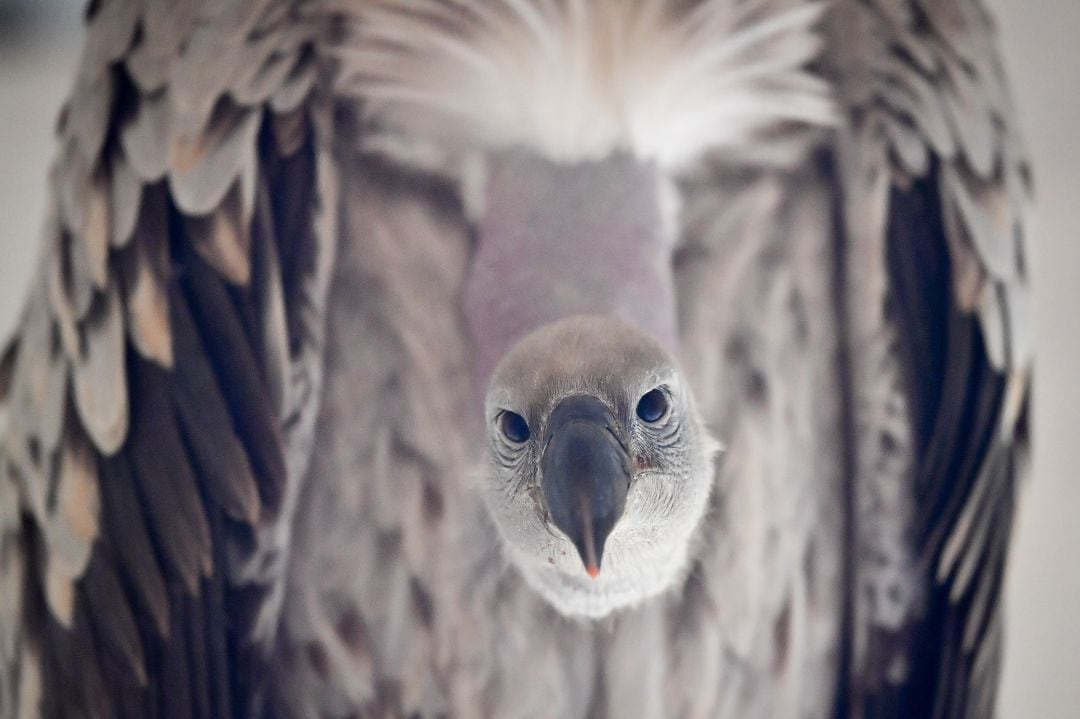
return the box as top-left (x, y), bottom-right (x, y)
top-left (483, 317), bottom-right (718, 618)
top-left (343, 0), bottom-right (833, 618)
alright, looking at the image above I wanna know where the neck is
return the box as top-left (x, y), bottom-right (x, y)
top-left (464, 150), bottom-right (678, 391)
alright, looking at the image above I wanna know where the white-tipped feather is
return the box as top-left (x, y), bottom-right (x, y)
top-left (336, 0), bottom-right (836, 169)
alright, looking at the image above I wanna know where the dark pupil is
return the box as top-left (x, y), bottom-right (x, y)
top-left (500, 411), bottom-right (530, 443)
top-left (636, 389), bottom-right (668, 423)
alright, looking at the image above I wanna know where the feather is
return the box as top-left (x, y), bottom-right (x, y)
top-left (120, 89), bottom-right (171, 182)
top-left (45, 239), bottom-right (81, 361)
top-left (159, 588), bottom-right (194, 719)
top-left (272, 107), bottom-right (309, 158)
top-left (170, 291), bottom-right (261, 524)
top-left (183, 590), bottom-right (212, 719)
top-left (943, 165), bottom-right (1017, 283)
top-left (109, 145), bottom-right (143, 248)
top-left (84, 162), bottom-right (112, 290)
top-left (127, 358), bottom-right (212, 593)
top-left (182, 253), bottom-right (287, 515)
top-left (63, 69), bottom-right (115, 174)
top-left (120, 185), bottom-right (174, 367)
top-left (100, 455), bottom-right (170, 638)
top-left (82, 551), bottom-right (147, 686)
top-left (234, 47), bottom-right (302, 108)
top-left (252, 177), bottom-right (291, 416)
top-left (80, 0), bottom-right (140, 70)
top-left (72, 280), bottom-right (129, 455)
top-left (45, 420), bottom-right (101, 585)
top-left (125, 37), bottom-right (170, 95)
top-left (56, 139), bottom-right (92, 237)
top-left (168, 100), bottom-right (262, 216)
top-left (43, 564), bottom-right (76, 630)
top-left (269, 57), bottom-right (317, 114)
top-left (940, 53), bottom-right (997, 179)
top-left (73, 606), bottom-right (113, 719)
top-left (186, 181), bottom-right (252, 286)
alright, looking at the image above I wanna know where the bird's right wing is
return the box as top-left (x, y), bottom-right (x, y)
top-left (0, 2), bottom-right (338, 716)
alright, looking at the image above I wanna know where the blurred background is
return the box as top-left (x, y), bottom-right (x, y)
top-left (0, 0), bottom-right (1076, 715)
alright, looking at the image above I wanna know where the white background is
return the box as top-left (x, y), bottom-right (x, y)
top-left (0, 1), bottom-right (1076, 714)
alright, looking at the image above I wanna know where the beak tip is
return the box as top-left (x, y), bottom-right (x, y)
top-left (586, 563), bottom-right (601, 579)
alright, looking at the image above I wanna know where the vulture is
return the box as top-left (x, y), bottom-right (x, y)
top-left (0, 1), bottom-right (1032, 718)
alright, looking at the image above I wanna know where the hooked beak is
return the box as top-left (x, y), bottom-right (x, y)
top-left (540, 395), bottom-right (631, 578)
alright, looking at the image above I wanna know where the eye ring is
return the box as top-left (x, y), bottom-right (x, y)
top-left (499, 410), bottom-right (531, 443)
top-left (635, 388), bottom-right (669, 423)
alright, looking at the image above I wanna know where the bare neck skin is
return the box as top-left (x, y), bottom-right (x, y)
top-left (464, 151), bottom-right (678, 391)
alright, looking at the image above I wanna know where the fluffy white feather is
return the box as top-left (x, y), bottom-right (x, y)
top-left (335, 0), bottom-right (837, 170)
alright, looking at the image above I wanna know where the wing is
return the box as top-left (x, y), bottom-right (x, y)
top-left (826, 0), bottom-right (1032, 716)
top-left (0, 2), bottom-right (337, 716)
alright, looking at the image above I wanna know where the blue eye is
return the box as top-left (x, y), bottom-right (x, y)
top-left (500, 411), bottom-right (531, 443)
top-left (635, 389), bottom-right (668, 423)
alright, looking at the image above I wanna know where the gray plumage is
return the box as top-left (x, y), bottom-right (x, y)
top-left (0, 1), bottom-right (1030, 718)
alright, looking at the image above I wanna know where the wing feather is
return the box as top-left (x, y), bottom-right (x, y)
top-left (0, 1), bottom-right (333, 715)
top-left (828, 1), bottom-right (1031, 716)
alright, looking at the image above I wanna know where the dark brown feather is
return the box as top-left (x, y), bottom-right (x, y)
top-left (159, 586), bottom-right (194, 719)
top-left (169, 290), bottom-right (262, 524)
top-left (182, 253), bottom-right (287, 516)
top-left (82, 550), bottom-right (147, 686)
top-left (99, 454), bottom-right (170, 638)
top-left (127, 358), bottom-right (212, 593)
top-left (251, 176), bottom-right (291, 416)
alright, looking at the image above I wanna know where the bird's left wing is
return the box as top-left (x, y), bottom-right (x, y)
top-left (826, 1), bottom-right (1032, 716)
top-left (0, 2), bottom-right (337, 716)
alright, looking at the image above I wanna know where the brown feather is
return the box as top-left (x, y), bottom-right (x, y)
top-left (84, 162), bottom-right (111, 289)
top-left (182, 252), bottom-right (287, 515)
top-left (187, 181), bottom-right (253, 286)
top-left (45, 420), bottom-right (101, 585)
top-left (100, 455), bottom-right (170, 638)
top-left (120, 186), bottom-right (174, 368)
top-left (159, 586), bottom-right (194, 719)
top-left (127, 358), bottom-right (213, 593)
top-left (252, 177), bottom-right (291, 416)
top-left (202, 509), bottom-right (234, 719)
top-left (272, 107), bottom-right (309, 158)
top-left (184, 590), bottom-right (212, 719)
top-left (72, 280), bottom-right (129, 455)
top-left (170, 290), bottom-right (262, 524)
top-left (82, 551), bottom-right (148, 686)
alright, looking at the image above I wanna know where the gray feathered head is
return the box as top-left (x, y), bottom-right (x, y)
top-left (483, 317), bottom-right (719, 617)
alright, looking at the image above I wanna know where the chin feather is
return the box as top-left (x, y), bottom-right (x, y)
top-left (333, 0), bottom-right (837, 171)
